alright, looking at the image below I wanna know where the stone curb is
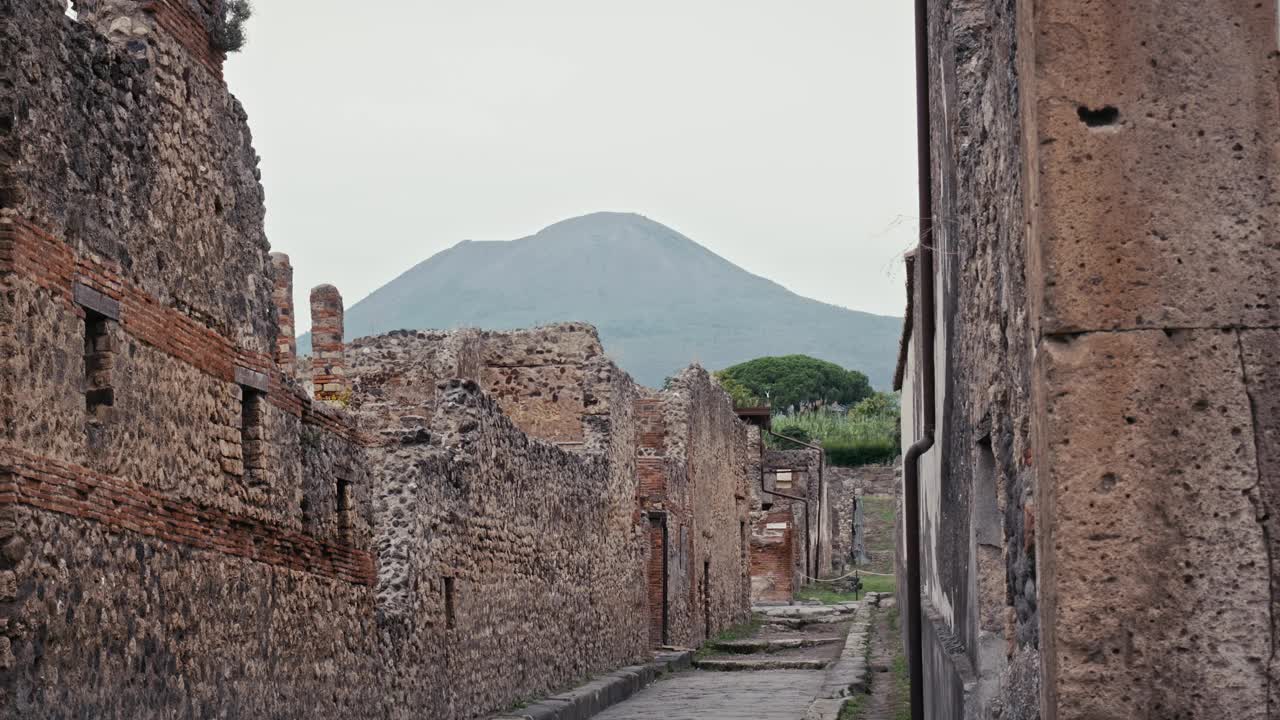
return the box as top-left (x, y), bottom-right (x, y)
top-left (488, 650), bottom-right (692, 720)
top-left (817, 609), bottom-right (871, 699)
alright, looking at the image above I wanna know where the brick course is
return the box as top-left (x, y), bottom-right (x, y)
top-left (0, 447), bottom-right (375, 586)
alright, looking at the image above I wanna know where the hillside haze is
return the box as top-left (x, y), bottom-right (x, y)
top-left (298, 213), bottom-right (902, 388)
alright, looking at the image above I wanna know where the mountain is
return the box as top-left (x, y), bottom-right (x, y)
top-left (297, 212), bottom-right (903, 389)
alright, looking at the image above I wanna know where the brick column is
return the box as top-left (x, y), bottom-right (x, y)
top-left (309, 284), bottom-right (347, 402)
top-left (270, 252), bottom-right (296, 376)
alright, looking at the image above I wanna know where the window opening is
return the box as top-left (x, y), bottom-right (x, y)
top-left (84, 310), bottom-right (114, 421)
top-left (241, 386), bottom-right (266, 485)
top-left (443, 577), bottom-right (456, 629)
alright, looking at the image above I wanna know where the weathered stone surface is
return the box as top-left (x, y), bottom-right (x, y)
top-left (3, 0), bottom-right (273, 349)
top-left (655, 366), bottom-right (755, 646)
top-left (1038, 329), bottom-right (1270, 720)
top-left (1238, 329), bottom-right (1280, 714)
top-left (1031, 1), bottom-right (1280, 334)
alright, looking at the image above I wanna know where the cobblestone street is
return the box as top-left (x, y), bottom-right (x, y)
top-left (592, 669), bottom-right (825, 720)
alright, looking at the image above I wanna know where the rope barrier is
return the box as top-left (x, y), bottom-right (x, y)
top-left (799, 567), bottom-right (895, 583)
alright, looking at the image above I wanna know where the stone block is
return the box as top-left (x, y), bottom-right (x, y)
top-left (1031, 1), bottom-right (1280, 333)
top-left (1037, 328), bottom-right (1270, 719)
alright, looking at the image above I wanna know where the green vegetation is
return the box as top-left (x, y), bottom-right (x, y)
top-left (212, 0), bottom-right (252, 52)
top-left (891, 629), bottom-right (912, 720)
top-left (795, 584), bottom-right (860, 604)
top-left (859, 574), bottom-right (896, 595)
top-left (695, 616), bottom-right (763, 659)
top-left (795, 572), bottom-right (895, 601)
top-left (838, 693), bottom-right (867, 719)
top-left (716, 355), bottom-right (873, 412)
top-left (768, 391), bottom-right (901, 466)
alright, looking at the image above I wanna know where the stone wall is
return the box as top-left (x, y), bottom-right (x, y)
top-left (0, 4), bottom-right (757, 717)
top-left (762, 447), bottom-right (827, 581)
top-left (827, 463), bottom-right (897, 573)
top-left (636, 366), bottom-right (753, 646)
top-left (2, 0), bottom-right (272, 349)
top-left (346, 323), bottom-right (605, 447)
top-left (892, 0), bottom-right (1040, 716)
top-left (899, 0), bottom-right (1280, 718)
top-left (0, 3), bottom-right (379, 716)
top-left (372, 378), bottom-right (648, 716)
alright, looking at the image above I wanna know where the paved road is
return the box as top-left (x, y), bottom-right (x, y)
top-left (592, 668), bottom-right (824, 720)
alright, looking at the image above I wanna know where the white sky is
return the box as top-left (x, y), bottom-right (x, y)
top-left (224, 1), bottom-right (919, 333)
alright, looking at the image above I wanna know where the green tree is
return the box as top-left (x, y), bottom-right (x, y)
top-left (715, 375), bottom-right (764, 408)
top-left (850, 391), bottom-right (900, 422)
top-left (716, 355), bottom-right (873, 412)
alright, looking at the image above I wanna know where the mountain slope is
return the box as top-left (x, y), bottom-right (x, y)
top-left (298, 212), bottom-right (903, 388)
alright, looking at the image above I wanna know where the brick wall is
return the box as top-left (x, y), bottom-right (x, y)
top-left (750, 507), bottom-right (797, 602)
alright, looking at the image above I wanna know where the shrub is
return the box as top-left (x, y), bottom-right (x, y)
top-left (769, 392), bottom-right (901, 467)
top-left (212, 0), bottom-right (252, 53)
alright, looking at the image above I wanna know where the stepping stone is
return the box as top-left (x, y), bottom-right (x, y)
top-left (712, 637), bottom-right (842, 654)
top-left (693, 657), bottom-right (830, 671)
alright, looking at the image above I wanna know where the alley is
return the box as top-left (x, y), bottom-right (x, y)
top-left (587, 600), bottom-right (877, 720)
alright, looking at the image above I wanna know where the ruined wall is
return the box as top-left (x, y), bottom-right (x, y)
top-left (1, 0), bottom-right (272, 350)
top-left (827, 464), bottom-right (897, 572)
top-left (637, 367), bottom-right (753, 645)
top-left (0, 3), bottom-right (378, 717)
top-left (479, 324), bottom-right (604, 444)
top-left (346, 328), bottom-right (484, 435)
top-left (347, 324), bottom-right (605, 447)
top-left (374, 379), bottom-right (648, 716)
top-left (750, 507), bottom-right (798, 603)
top-left (926, 0), bottom-right (1037, 709)
top-left (763, 447), bottom-right (826, 582)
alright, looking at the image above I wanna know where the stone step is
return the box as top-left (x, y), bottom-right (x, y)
top-left (488, 649), bottom-right (692, 720)
top-left (692, 657), bottom-right (830, 672)
top-left (753, 602), bottom-right (861, 619)
top-left (711, 636), bottom-right (843, 654)
top-left (763, 614), bottom-right (856, 629)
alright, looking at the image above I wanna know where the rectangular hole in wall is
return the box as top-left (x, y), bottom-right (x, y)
top-left (443, 577), bottom-right (456, 629)
top-left (703, 559), bottom-right (712, 639)
top-left (240, 386), bottom-right (266, 485)
top-left (335, 477), bottom-right (351, 533)
top-left (83, 309), bottom-right (114, 421)
top-left (974, 435), bottom-right (1000, 547)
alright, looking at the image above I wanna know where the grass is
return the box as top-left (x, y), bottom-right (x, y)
top-left (837, 693), bottom-right (867, 719)
top-left (694, 616), bottom-right (762, 659)
top-left (887, 607), bottom-right (912, 720)
top-left (859, 574), bottom-right (896, 595)
top-left (795, 572), bottom-right (896, 603)
top-left (794, 584), bottom-right (859, 604)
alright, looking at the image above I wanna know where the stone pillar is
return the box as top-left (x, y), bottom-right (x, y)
top-left (270, 252), bottom-right (296, 376)
top-left (309, 284), bottom-right (347, 402)
top-left (1023, 2), bottom-right (1280, 718)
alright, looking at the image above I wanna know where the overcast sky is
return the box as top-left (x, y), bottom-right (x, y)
top-left (224, 1), bottom-right (919, 333)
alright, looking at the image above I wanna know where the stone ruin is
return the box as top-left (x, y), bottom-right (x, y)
top-left (0, 4), bottom-right (828, 716)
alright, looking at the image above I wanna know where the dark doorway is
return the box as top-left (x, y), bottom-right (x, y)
top-left (703, 559), bottom-right (712, 639)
